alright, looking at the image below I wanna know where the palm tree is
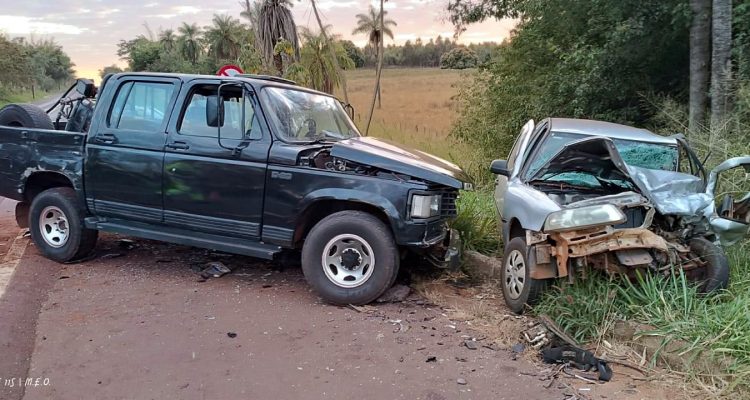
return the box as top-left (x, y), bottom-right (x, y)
top-left (352, 5), bottom-right (396, 108)
top-left (205, 14), bottom-right (244, 61)
top-left (311, 0), bottom-right (349, 103)
top-left (240, 0), bottom-right (262, 35)
top-left (257, 0), bottom-right (299, 75)
top-left (159, 29), bottom-right (176, 52)
top-left (299, 27), bottom-right (355, 94)
top-left (178, 22), bottom-right (202, 64)
top-left (364, 0), bottom-right (386, 134)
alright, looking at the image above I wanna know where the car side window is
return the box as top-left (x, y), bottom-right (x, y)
top-left (178, 85), bottom-right (262, 140)
top-left (109, 82), bottom-right (173, 131)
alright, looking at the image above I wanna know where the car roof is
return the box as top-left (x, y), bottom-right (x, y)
top-left (110, 72), bottom-right (331, 97)
top-left (547, 118), bottom-right (677, 145)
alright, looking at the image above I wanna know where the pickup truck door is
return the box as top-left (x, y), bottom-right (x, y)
top-left (85, 76), bottom-right (181, 222)
top-left (162, 81), bottom-right (270, 239)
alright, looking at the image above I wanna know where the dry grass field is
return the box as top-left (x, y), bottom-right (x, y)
top-left (338, 68), bottom-right (473, 161)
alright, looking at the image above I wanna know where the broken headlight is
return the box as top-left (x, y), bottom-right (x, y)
top-left (411, 194), bottom-right (441, 219)
top-left (544, 204), bottom-right (626, 232)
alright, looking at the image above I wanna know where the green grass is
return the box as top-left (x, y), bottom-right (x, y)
top-left (452, 190), bottom-right (501, 255)
top-left (535, 243), bottom-right (750, 394)
top-left (0, 88), bottom-right (51, 108)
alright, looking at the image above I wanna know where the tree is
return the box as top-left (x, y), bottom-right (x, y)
top-left (159, 29), bottom-right (176, 52)
top-left (365, 0), bottom-right (387, 134)
top-left (99, 64), bottom-right (124, 78)
top-left (340, 40), bottom-right (365, 68)
top-left (311, 0), bottom-right (350, 102)
top-left (711, 0), bottom-right (733, 130)
top-left (440, 47), bottom-right (478, 69)
top-left (353, 5), bottom-right (396, 108)
top-left (205, 14), bottom-right (244, 61)
top-left (258, 0), bottom-right (299, 75)
top-left (689, 0), bottom-right (712, 132)
top-left (178, 22), bottom-right (202, 64)
top-left (298, 27), bottom-right (354, 94)
top-left (240, 0), bottom-right (262, 34)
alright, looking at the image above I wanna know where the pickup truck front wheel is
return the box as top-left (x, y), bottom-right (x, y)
top-left (29, 188), bottom-right (98, 262)
top-left (301, 211), bottom-right (399, 305)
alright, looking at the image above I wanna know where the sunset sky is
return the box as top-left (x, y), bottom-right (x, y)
top-left (0, 0), bottom-right (515, 79)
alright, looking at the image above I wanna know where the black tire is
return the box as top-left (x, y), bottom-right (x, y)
top-left (29, 187), bottom-right (98, 263)
top-left (689, 237), bottom-right (730, 293)
top-left (0, 104), bottom-right (54, 129)
top-left (501, 237), bottom-right (548, 314)
top-left (301, 211), bottom-right (399, 305)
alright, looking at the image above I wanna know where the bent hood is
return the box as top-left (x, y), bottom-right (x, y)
top-left (529, 136), bottom-right (713, 216)
top-left (331, 137), bottom-right (471, 189)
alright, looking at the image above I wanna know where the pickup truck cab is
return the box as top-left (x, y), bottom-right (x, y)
top-left (0, 73), bottom-right (468, 305)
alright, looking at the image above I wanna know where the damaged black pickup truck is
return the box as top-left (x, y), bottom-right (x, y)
top-left (0, 73), bottom-right (468, 305)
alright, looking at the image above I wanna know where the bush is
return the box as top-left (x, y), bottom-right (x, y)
top-left (440, 47), bottom-right (478, 70)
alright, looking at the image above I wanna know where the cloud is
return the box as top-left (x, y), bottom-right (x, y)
top-left (0, 15), bottom-right (86, 35)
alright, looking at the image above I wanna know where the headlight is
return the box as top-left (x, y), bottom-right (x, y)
top-left (411, 194), bottom-right (441, 219)
top-left (544, 204), bottom-right (626, 232)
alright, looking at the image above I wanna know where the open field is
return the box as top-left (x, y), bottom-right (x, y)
top-left (339, 68), bottom-right (474, 162)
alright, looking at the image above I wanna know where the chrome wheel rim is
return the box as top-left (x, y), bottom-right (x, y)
top-left (39, 206), bottom-right (69, 248)
top-left (504, 249), bottom-right (526, 300)
top-left (321, 234), bottom-right (375, 288)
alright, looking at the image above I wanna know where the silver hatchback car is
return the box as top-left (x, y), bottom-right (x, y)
top-left (491, 118), bottom-right (750, 313)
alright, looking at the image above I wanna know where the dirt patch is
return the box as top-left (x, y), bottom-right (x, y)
top-left (413, 270), bottom-right (688, 400)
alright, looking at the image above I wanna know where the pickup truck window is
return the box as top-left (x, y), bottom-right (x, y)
top-left (260, 87), bottom-right (359, 143)
top-left (109, 81), bottom-right (173, 131)
top-left (179, 85), bottom-right (261, 140)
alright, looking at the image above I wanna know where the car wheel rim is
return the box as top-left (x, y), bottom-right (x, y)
top-left (504, 249), bottom-right (526, 300)
top-left (39, 206), bottom-right (70, 248)
top-left (321, 234), bottom-right (375, 288)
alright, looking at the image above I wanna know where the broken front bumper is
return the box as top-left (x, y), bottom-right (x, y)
top-left (423, 228), bottom-right (462, 271)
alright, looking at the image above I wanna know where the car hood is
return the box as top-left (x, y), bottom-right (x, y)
top-left (330, 137), bottom-right (470, 189)
top-left (528, 136), bottom-right (713, 216)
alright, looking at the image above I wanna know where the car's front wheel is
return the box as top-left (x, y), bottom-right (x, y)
top-left (29, 187), bottom-right (98, 262)
top-left (301, 211), bottom-right (399, 305)
top-left (501, 237), bottom-right (548, 314)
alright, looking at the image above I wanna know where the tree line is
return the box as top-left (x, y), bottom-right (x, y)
top-left (0, 35), bottom-right (75, 100)
top-left (448, 0), bottom-right (750, 181)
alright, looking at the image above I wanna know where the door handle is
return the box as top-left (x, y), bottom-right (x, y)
top-left (166, 141), bottom-right (190, 150)
top-left (94, 133), bottom-right (117, 144)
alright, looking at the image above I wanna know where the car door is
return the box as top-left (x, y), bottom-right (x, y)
top-left (494, 120), bottom-right (535, 218)
top-left (162, 80), bottom-right (271, 239)
top-left (85, 76), bottom-right (181, 223)
top-left (706, 156), bottom-right (750, 245)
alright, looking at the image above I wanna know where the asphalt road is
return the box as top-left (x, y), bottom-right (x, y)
top-left (0, 207), bottom-right (562, 400)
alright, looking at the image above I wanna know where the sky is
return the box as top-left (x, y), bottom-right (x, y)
top-left (0, 0), bottom-right (516, 79)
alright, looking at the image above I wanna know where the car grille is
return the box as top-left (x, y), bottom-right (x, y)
top-left (441, 191), bottom-right (458, 218)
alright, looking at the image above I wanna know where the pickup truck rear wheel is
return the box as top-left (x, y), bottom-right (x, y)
top-left (29, 188), bottom-right (98, 262)
top-left (0, 104), bottom-right (54, 129)
top-left (301, 211), bottom-right (399, 305)
top-left (501, 237), bottom-right (548, 314)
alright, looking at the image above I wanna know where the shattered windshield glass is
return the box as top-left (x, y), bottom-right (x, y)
top-left (526, 131), bottom-right (678, 184)
top-left (260, 87), bottom-right (360, 143)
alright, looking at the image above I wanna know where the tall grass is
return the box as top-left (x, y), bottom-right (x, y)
top-left (451, 190), bottom-right (501, 255)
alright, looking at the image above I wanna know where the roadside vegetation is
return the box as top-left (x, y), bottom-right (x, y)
top-left (0, 35), bottom-right (74, 107)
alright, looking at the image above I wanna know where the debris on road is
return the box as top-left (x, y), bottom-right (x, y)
top-left (200, 262), bottom-right (231, 279)
top-left (511, 343), bottom-right (525, 354)
top-left (464, 340), bottom-right (478, 350)
top-left (457, 378), bottom-right (467, 385)
top-left (426, 356), bottom-right (437, 362)
top-left (227, 332), bottom-right (237, 338)
top-left (100, 253), bottom-right (124, 260)
top-left (117, 239), bottom-right (137, 250)
top-left (376, 284), bottom-right (411, 303)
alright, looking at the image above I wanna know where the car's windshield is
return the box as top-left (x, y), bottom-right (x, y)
top-left (260, 87), bottom-right (360, 143)
top-left (525, 131), bottom-right (678, 188)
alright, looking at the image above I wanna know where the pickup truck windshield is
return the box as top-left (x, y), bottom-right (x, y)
top-left (261, 87), bottom-right (360, 143)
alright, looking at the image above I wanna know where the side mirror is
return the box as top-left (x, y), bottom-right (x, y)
top-left (343, 103), bottom-right (355, 120)
top-left (490, 159), bottom-right (510, 177)
top-left (206, 95), bottom-right (224, 128)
